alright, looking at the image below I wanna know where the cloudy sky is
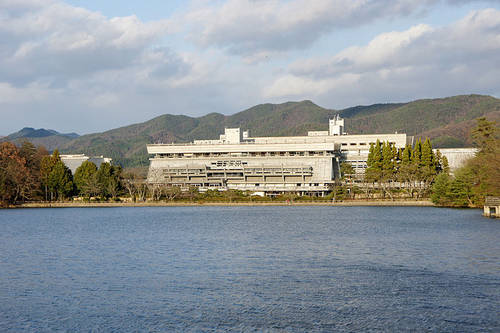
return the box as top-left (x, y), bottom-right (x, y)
top-left (1, 0), bottom-right (500, 135)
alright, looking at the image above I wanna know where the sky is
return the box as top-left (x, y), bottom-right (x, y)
top-left (1, 0), bottom-right (500, 135)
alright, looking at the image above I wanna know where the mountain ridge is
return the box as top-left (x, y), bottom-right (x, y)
top-left (7, 127), bottom-right (80, 140)
top-left (4, 94), bottom-right (499, 168)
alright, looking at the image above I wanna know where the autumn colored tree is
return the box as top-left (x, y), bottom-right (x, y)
top-left (465, 118), bottom-right (500, 198)
top-left (0, 142), bottom-right (30, 205)
top-left (18, 141), bottom-right (48, 200)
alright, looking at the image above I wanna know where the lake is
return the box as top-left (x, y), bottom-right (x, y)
top-left (0, 206), bottom-right (499, 332)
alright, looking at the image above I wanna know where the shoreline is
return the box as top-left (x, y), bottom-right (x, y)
top-left (14, 200), bottom-right (435, 208)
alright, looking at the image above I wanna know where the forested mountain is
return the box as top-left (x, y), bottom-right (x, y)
top-left (1, 127), bottom-right (79, 151)
top-left (6, 94), bottom-right (500, 168)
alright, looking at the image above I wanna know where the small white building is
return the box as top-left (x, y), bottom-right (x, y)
top-left (484, 197), bottom-right (500, 218)
top-left (60, 154), bottom-right (112, 174)
top-left (434, 148), bottom-right (478, 173)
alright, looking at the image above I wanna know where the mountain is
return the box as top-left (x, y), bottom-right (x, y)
top-left (1, 127), bottom-right (80, 150)
top-left (7, 127), bottom-right (79, 139)
top-left (5, 94), bottom-right (499, 168)
top-left (342, 95), bottom-right (500, 145)
top-left (59, 100), bottom-right (339, 167)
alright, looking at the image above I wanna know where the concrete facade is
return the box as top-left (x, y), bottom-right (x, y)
top-left (147, 117), bottom-right (407, 194)
top-left (61, 154), bottom-right (112, 174)
top-left (434, 148), bottom-right (478, 173)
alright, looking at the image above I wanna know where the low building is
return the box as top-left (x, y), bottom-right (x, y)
top-left (434, 148), bottom-right (478, 173)
top-left (61, 154), bottom-right (112, 174)
top-left (484, 197), bottom-right (500, 218)
top-left (146, 116), bottom-right (408, 195)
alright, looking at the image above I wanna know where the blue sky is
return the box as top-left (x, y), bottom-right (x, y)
top-left (1, 0), bottom-right (500, 135)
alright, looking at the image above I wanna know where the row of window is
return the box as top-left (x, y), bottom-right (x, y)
top-left (157, 151), bottom-right (336, 158)
top-left (340, 142), bottom-right (396, 146)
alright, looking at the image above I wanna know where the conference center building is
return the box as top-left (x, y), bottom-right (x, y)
top-left (146, 116), bottom-right (408, 196)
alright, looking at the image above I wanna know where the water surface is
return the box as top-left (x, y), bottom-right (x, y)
top-left (0, 206), bottom-right (499, 331)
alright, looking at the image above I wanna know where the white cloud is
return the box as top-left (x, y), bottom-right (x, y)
top-left (0, 0), bottom-right (499, 134)
top-left (264, 8), bottom-right (500, 106)
top-left (0, 81), bottom-right (56, 104)
top-left (0, 0), bottom-right (270, 134)
top-left (184, 0), bottom-right (500, 57)
top-left (0, 0), bottom-right (175, 85)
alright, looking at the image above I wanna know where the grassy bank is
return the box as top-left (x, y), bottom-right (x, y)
top-left (16, 200), bottom-right (435, 208)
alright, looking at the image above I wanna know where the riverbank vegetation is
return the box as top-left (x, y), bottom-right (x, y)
top-left (430, 117), bottom-right (499, 207)
top-left (1, 118), bottom-right (498, 207)
top-left (0, 144), bottom-right (124, 206)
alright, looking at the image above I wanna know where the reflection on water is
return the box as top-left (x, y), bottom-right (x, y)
top-left (0, 206), bottom-right (499, 331)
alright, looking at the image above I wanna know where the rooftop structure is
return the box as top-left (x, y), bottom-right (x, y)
top-left (147, 116), bottom-right (408, 195)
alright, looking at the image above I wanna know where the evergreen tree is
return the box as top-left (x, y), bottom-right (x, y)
top-left (442, 155), bottom-right (450, 175)
top-left (401, 144), bottom-right (412, 165)
top-left (47, 160), bottom-right (74, 200)
top-left (421, 138), bottom-right (434, 169)
top-left (365, 140), bottom-right (382, 182)
top-left (41, 150), bottom-right (67, 201)
top-left (435, 149), bottom-right (443, 173)
top-left (381, 141), bottom-right (394, 181)
top-left (431, 173), bottom-right (451, 205)
top-left (392, 144), bottom-right (400, 174)
top-left (448, 169), bottom-right (475, 207)
top-left (96, 162), bottom-right (122, 199)
top-left (421, 138), bottom-right (437, 182)
top-left (366, 143), bottom-right (375, 168)
top-left (471, 117), bottom-right (498, 154)
top-left (340, 162), bottom-right (354, 179)
top-left (412, 138), bottom-right (422, 167)
top-left (398, 144), bottom-right (413, 184)
top-left (74, 161), bottom-right (98, 197)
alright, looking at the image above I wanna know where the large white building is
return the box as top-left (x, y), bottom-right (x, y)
top-left (146, 117), bottom-right (408, 195)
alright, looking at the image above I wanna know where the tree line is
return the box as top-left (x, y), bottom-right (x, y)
top-left (0, 143), bottom-right (124, 206)
top-left (348, 137), bottom-right (449, 199)
top-left (338, 117), bottom-right (499, 206)
top-left (430, 117), bottom-right (499, 207)
top-left (1, 117), bottom-right (498, 207)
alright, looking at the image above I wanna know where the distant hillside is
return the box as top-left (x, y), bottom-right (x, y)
top-left (343, 95), bottom-right (500, 145)
top-left (1, 127), bottom-right (80, 150)
top-left (7, 94), bottom-right (500, 168)
top-left (58, 101), bottom-right (340, 166)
